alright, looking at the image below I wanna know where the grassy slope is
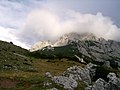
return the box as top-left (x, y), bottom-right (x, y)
top-left (0, 41), bottom-right (86, 90)
top-left (0, 59), bottom-right (85, 90)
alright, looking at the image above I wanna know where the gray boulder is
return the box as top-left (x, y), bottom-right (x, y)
top-left (52, 76), bottom-right (78, 90)
top-left (86, 73), bottom-right (120, 90)
top-left (63, 63), bottom-right (96, 85)
top-left (107, 73), bottom-right (120, 90)
top-left (85, 78), bottom-right (107, 90)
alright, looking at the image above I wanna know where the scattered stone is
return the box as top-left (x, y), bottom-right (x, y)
top-left (74, 55), bottom-right (86, 64)
top-left (44, 81), bottom-right (52, 87)
top-left (45, 72), bottom-right (52, 78)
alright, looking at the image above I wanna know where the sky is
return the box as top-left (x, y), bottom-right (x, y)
top-left (0, 0), bottom-right (120, 49)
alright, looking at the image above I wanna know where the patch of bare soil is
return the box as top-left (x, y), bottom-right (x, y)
top-left (0, 78), bottom-right (18, 88)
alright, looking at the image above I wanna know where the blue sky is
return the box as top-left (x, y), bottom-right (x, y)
top-left (0, 0), bottom-right (120, 49)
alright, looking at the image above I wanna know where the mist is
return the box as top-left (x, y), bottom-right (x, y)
top-left (19, 9), bottom-right (120, 46)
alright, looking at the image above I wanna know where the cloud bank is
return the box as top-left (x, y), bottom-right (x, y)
top-left (0, 26), bottom-right (29, 49)
top-left (19, 9), bottom-right (120, 46)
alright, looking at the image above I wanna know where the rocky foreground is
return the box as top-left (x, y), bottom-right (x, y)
top-left (45, 63), bottom-right (120, 90)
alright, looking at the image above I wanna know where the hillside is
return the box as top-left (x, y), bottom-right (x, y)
top-left (0, 40), bottom-right (87, 90)
top-left (0, 41), bottom-right (32, 71)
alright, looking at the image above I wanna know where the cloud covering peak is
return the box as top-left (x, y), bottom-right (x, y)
top-left (18, 9), bottom-right (120, 46)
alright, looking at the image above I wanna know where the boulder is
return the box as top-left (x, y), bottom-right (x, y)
top-left (86, 73), bottom-right (120, 90)
top-left (64, 63), bottom-right (96, 85)
top-left (85, 78), bottom-right (107, 90)
top-left (107, 73), bottom-right (120, 90)
top-left (52, 76), bottom-right (78, 90)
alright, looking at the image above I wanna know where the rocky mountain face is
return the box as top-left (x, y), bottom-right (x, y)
top-left (54, 32), bottom-right (97, 47)
top-left (30, 32), bottom-right (97, 51)
top-left (30, 32), bottom-right (120, 69)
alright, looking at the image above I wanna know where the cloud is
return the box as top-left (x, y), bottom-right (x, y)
top-left (0, 26), bottom-right (29, 49)
top-left (0, 0), bottom-right (45, 28)
top-left (19, 9), bottom-right (120, 46)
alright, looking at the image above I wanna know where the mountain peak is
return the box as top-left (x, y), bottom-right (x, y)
top-left (54, 32), bottom-right (97, 47)
top-left (30, 40), bottom-right (52, 52)
top-left (30, 32), bottom-right (98, 51)
top-left (62, 32), bottom-right (97, 41)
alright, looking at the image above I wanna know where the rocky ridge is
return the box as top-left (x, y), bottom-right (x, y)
top-left (30, 32), bottom-right (98, 52)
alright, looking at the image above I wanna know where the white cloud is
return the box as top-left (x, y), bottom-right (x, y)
top-left (0, 26), bottom-right (29, 49)
top-left (19, 9), bottom-right (120, 46)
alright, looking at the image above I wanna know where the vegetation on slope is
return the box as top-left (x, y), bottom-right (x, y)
top-left (0, 40), bottom-right (86, 90)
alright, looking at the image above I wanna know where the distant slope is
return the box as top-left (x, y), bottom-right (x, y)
top-left (0, 41), bottom-right (28, 55)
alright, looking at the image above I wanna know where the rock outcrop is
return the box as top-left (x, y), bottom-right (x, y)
top-left (45, 63), bottom-right (120, 90)
top-left (30, 32), bottom-right (97, 51)
top-left (63, 63), bottom-right (96, 85)
top-left (86, 73), bottom-right (120, 90)
top-left (107, 73), bottom-right (120, 90)
top-left (45, 63), bottom-right (97, 90)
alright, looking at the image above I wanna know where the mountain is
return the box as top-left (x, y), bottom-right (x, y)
top-left (30, 32), bottom-right (97, 51)
top-left (54, 32), bottom-right (97, 47)
top-left (30, 32), bottom-right (120, 69)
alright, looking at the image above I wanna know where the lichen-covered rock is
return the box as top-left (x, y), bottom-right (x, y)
top-left (52, 76), bottom-right (78, 90)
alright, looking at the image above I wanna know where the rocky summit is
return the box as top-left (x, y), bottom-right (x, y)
top-left (30, 32), bottom-right (97, 51)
